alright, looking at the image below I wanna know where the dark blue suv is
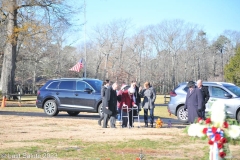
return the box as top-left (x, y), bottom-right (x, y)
top-left (36, 78), bottom-right (103, 116)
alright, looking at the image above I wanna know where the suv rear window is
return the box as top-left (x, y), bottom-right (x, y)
top-left (47, 81), bottom-right (59, 89)
top-left (59, 81), bottom-right (75, 90)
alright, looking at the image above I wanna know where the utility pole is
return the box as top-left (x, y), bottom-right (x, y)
top-left (104, 53), bottom-right (109, 80)
top-left (138, 48), bottom-right (142, 86)
top-left (84, 0), bottom-right (87, 78)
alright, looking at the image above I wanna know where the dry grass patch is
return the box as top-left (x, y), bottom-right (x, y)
top-left (0, 107), bottom-right (240, 160)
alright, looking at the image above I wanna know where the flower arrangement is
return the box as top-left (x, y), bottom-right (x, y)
top-left (187, 100), bottom-right (240, 160)
top-left (156, 118), bottom-right (164, 128)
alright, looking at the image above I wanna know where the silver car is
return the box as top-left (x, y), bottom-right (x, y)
top-left (167, 82), bottom-right (240, 123)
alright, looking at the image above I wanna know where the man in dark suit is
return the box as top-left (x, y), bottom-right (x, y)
top-left (184, 81), bottom-right (203, 123)
top-left (98, 79), bottom-right (110, 126)
top-left (197, 79), bottom-right (210, 120)
top-left (103, 82), bottom-right (118, 128)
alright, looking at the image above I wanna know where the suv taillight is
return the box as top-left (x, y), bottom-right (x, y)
top-left (170, 91), bottom-right (177, 97)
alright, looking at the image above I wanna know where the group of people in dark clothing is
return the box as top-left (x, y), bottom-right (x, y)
top-left (184, 79), bottom-right (210, 123)
top-left (98, 80), bottom-right (156, 128)
top-left (98, 79), bottom-right (208, 128)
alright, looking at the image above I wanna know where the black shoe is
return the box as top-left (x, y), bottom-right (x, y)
top-left (145, 123), bottom-right (148, 127)
top-left (98, 120), bottom-right (101, 126)
top-left (151, 124), bottom-right (153, 128)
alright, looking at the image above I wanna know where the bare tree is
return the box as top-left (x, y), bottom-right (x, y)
top-left (0, 0), bottom-right (81, 95)
top-left (146, 20), bottom-right (198, 89)
top-left (89, 20), bottom-right (132, 81)
top-left (89, 25), bottom-right (113, 80)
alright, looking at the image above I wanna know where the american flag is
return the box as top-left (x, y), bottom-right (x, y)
top-left (69, 59), bottom-right (84, 72)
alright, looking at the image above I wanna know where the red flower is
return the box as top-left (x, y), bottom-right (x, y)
top-left (218, 143), bottom-right (223, 149)
top-left (220, 137), bottom-right (227, 143)
top-left (215, 133), bottom-right (221, 141)
top-left (208, 140), bottom-right (214, 145)
top-left (205, 118), bottom-right (211, 124)
top-left (203, 128), bottom-right (208, 134)
top-left (219, 151), bottom-right (226, 158)
top-left (211, 127), bottom-right (217, 134)
top-left (223, 121), bottom-right (229, 128)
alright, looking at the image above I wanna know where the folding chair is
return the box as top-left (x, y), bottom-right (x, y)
top-left (121, 105), bottom-right (131, 128)
top-left (132, 105), bottom-right (141, 128)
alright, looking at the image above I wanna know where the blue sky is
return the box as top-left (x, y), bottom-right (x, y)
top-left (81, 0), bottom-right (240, 38)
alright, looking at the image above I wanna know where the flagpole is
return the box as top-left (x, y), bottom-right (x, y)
top-left (84, 0), bottom-right (87, 78)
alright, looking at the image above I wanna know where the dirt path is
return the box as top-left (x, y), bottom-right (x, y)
top-left (1, 110), bottom-right (240, 160)
top-left (0, 111), bottom-right (185, 147)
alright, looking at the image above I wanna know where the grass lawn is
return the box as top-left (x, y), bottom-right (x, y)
top-left (1, 106), bottom-right (174, 119)
top-left (0, 105), bottom-right (207, 160)
top-left (1, 96), bottom-right (239, 159)
top-left (1, 107), bottom-right (240, 160)
top-left (154, 95), bottom-right (169, 104)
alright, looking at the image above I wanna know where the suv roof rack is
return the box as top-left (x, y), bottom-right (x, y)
top-left (59, 78), bottom-right (100, 81)
top-left (60, 77), bottom-right (93, 79)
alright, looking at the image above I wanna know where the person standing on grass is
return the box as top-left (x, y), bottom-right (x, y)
top-left (197, 79), bottom-right (209, 120)
top-left (103, 82), bottom-right (119, 128)
top-left (121, 87), bottom-right (137, 127)
top-left (184, 81), bottom-right (203, 124)
top-left (148, 82), bottom-right (156, 104)
top-left (139, 81), bottom-right (156, 128)
top-left (98, 79), bottom-right (110, 126)
top-left (116, 83), bottom-right (128, 122)
top-left (131, 80), bottom-right (141, 116)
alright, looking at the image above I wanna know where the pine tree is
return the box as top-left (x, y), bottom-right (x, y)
top-left (224, 47), bottom-right (240, 86)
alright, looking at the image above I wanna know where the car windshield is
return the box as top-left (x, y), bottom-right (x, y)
top-left (224, 85), bottom-right (240, 97)
top-left (84, 79), bottom-right (102, 92)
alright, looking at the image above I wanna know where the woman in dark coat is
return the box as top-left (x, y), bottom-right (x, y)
top-left (184, 81), bottom-right (203, 123)
top-left (139, 82), bottom-right (156, 128)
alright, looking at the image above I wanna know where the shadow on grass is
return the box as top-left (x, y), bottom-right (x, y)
top-left (0, 110), bottom-right (187, 128)
top-left (0, 110), bottom-right (100, 119)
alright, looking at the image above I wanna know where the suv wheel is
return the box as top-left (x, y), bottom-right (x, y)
top-left (44, 100), bottom-right (59, 116)
top-left (237, 110), bottom-right (240, 123)
top-left (98, 103), bottom-right (103, 116)
top-left (67, 111), bottom-right (80, 116)
top-left (177, 105), bottom-right (188, 123)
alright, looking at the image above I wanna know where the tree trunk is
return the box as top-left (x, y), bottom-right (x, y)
top-left (184, 60), bottom-right (187, 82)
top-left (197, 56), bottom-right (200, 80)
top-left (1, 0), bottom-right (17, 95)
top-left (104, 53), bottom-right (109, 80)
top-left (171, 53), bottom-right (176, 89)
